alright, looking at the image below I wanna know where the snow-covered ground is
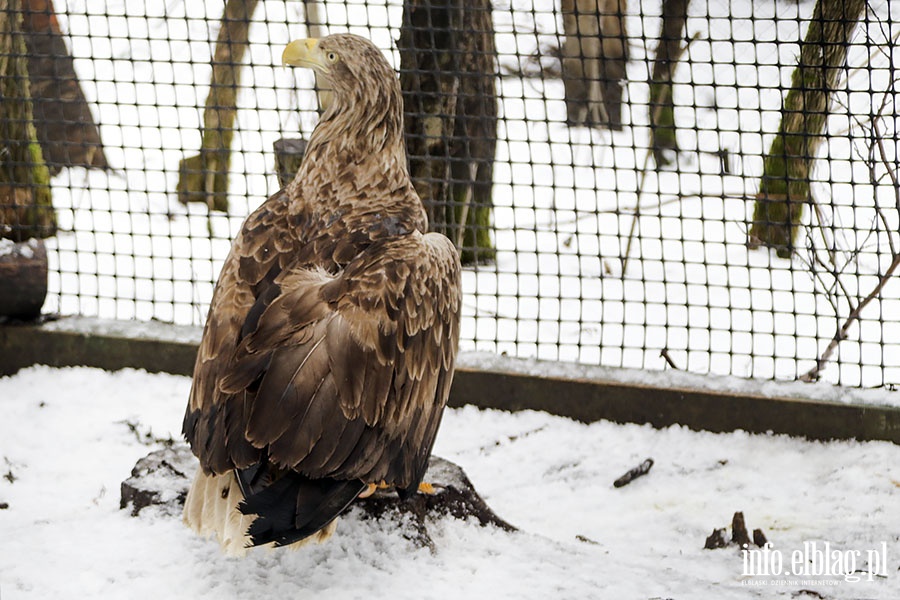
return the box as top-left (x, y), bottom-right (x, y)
top-left (7, 4), bottom-right (898, 596)
top-left (36, 0), bottom-right (900, 389)
top-left (1, 366), bottom-right (898, 598)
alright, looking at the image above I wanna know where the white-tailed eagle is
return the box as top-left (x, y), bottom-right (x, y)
top-left (182, 34), bottom-right (462, 555)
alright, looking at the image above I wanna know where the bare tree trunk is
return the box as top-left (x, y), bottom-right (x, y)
top-left (21, 0), bottom-right (109, 175)
top-left (0, 0), bottom-right (55, 241)
top-left (177, 0), bottom-right (259, 213)
top-left (649, 0), bottom-right (690, 167)
top-left (748, 0), bottom-right (865, 258)
top-left (399, 0), bottom-right (497, 265)
top-left (560, 0), bottom-right (628, 130)
top-left (301, 0), bottom-right (323, 38)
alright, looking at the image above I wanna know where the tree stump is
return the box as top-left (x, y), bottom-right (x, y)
top-left (355, 455), bottom-right (517, 549)
top-left (120, 444), bottom-right (195, 517)
top-left (121, 444), bottom-right (516, 548)
top-left (0, 237), bottom-right (47, 319)
top-left (273, 138), bottom-right (308, 188)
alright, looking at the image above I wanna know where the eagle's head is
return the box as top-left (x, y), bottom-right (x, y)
top-left (282, 33), bottom-right (404, 156)
top-left (283, 34), bottom-right (399, 111)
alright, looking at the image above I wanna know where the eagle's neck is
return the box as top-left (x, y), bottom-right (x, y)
top-left (303, 81), bottom-right (406, 172)
top-left (288, 81), bottom-right (426, 235)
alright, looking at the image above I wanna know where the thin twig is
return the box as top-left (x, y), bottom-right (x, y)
top-left (801, 253), bottom-right (900, 382)
top-left (621, 32), bottom-right (701, 274)
top-left (620, 149), bottom-right (654, 273)
top-left (660, 348), bottom-right (682, 370)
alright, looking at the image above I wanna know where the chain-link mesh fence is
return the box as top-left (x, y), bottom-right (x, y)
top-left (2, 0), bottom-right (899, 388)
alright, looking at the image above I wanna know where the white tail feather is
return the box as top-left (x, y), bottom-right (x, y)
top-left (183, 469), bottom-right (337, 556)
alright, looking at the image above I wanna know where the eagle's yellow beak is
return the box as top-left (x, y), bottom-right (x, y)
top-left (282, 38), bottom-right (325, 71)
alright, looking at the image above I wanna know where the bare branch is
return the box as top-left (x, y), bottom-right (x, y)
top-left (801, 101), bottom-right (900, 382)
top-left (801, 252), bottom-right (900, 382)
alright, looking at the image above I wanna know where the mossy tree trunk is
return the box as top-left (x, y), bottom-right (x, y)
top-left (0, 0), bottom-right (55, 241)
top-left (749, 0), bottom-right (865, 258)
top-left (177, 0), bottom-right (259, 213)
top-left (560, 0), bottom-right (628, 130)
top-left (649, 0), bottom-right (690, 167)
top-left (399, 0), bottom-right (498, 265)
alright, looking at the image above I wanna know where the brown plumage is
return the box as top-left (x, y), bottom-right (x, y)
top-left (181, 34), bottom-right (461, 553)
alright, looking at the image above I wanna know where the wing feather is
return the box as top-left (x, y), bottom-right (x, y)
top-left (268, 371), bottom-right (337, 465)
top-left (184, 217), bottom-right (461, 491)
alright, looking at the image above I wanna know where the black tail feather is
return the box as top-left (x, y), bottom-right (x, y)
top-left (237, 472), bottom-right (367, 547)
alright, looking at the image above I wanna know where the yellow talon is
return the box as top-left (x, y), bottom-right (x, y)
top-left (359, 481), bottom-right (435, 498)
top-left (358, 480), bottom-right (390, 499)
top-left (358, 483), bottom-right (377, 499)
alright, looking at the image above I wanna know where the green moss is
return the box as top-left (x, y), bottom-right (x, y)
top-left (452, 184), bottom-right (495, 265)
top-left (649, 80), bottom-right (677, 167)
top-left (749, 0), bottom-right (865, 256)
top-left (0, 3), bottom-right (56, 241)
top-left (175, 0), bottom-right (259, 214)
top-left (176, 143), bottom-right (232, 213)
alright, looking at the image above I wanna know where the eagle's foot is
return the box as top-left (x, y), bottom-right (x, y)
top-left (357, 480), bottom-right (437, 498)
top-left (358, 480), bottom-right (390, 499)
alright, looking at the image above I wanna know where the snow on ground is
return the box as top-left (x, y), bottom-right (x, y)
top-left (1, 366), bottom-right (898, 599)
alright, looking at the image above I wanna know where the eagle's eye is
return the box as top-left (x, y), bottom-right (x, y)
top-left (326, 51), bottom-right (339, 64)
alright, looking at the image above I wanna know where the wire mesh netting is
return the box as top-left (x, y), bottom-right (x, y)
top-left (1, 0), bottom-right (899, 388)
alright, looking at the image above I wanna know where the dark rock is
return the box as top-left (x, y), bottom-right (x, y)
top-left (704, 527), bottom-right (729, 550)
top-left (703, 511), bottom-right (769, 551)
top-left (753, 528), bottom-right (768, 548)
top-left (731, 511), bottom-right (751, 547)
